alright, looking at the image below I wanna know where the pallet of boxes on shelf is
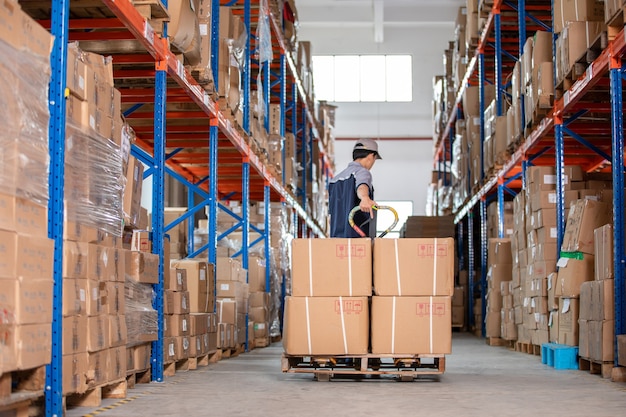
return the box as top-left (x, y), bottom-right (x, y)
top-left (282, 238), bottom-right (453, 380)
top-left (61, 43), bottom-right (137, 407)
top-left (0, 5), bottom-right (55, 413)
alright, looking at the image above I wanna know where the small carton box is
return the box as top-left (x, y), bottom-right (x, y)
top-left (283, 296), bottom-right (369, 355)
top-left (558, 297), bottom-right (579, 346)
top-left (373, 238), bottom-right (454, 296)
top-left (371, 296), bottom-right (452, 354)
top-left (555, 254), bottom-right (595, 297)
top-left (561, 200), bottom-right (611, 254)
top-left (594, 224), bottom-right (613, 280)
top-left (292, 239), bottom-right (372, 297)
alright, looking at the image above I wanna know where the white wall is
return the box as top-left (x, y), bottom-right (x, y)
top-left (334, 139), bottom-right (434, 215)
top-left (298, 2), bottom-right (459, 214)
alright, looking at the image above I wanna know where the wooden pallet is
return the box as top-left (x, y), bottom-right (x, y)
top-left (126, 369), bottom-right (151, 390)
top-left (188, 350), bottom-right (218, 370)
top-left (486, 337), bottom-right (513, 347)
top-left (607, 6), bottom-right (626, 42)
top-left (254, 337), bottom-right (270, 348)
top-left (579, 357), bottom-right (613, 379)
top-left (163, 358), bottom-right (190, 377)
top-left (555, 31), bottom-right (608, 100)
top-left (217, 344), bottom-right (245, 360)
top-left (0, 366), bottom-right (46, 400)
top-left (66, 378), bottom-right (127, 408)
top-left (282, 353), bottom-right (446, 381)
top-left (515, 341), bottom-right (541, 356)
top-left (132, 0), bottom-right (169, 19)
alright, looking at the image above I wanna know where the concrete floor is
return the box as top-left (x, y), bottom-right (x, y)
top-left (67, 333), bottom-right (626, 417)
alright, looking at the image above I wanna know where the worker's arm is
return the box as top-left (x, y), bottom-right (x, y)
top-left (357, 184), bottom-right (377, 218)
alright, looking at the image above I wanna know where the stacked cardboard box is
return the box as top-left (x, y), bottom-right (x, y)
top-left (164, 208), bottom-right (188, 259)
top-left (500, 281), bottom-right (517, 340)
top-left (452, 286), bottom-right (466, 328)
top-left (506, 60), bottom-right (523, 149)
top-left (247, 256), bottom-right (270, 347)
top-left (216, 257), bottom-right (248, 347)
top-left (372, 238), bottom-right (454, 354)
top-left (521, 31), bottom-right (553, 129)
top-left (190, 0), bottom-right (214, 87)
top-left (125, 269), bottom-right (157, 373)
top-left (487, 201), bottom-right (514, 239)
top-left (555, 21), bottom-right (605, 86)
top-left (483, 99), bottom-right (509, 173)
top-left (400, 215), bottom-right (455, 238)
top-left (463, 85), bottom-right (495, 188)
top-left (284, 239), bottom-right (371, 355)
top-left (485, 239), bottom-right (512, 339)
top-left (556, 200), bottom-right (611, 346)
top-left (511, 193), bottom-right (526, 342)
top-left (0, 3), bottom-right (55, 379)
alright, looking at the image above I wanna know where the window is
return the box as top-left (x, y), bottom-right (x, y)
top-left (312, 55), bottom-right (412, 103)
top-left (375, 200), bottom-right (414, 239)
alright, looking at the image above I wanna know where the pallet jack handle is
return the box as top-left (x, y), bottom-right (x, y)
top-left (348, 205), bottom-right (399, 238)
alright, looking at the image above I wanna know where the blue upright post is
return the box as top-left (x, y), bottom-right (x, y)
top-left (479, 51), bottom-right (486, 181)
top-left (242, 157), bottom-right (250, 351)
top-left (458, 221), bottom-right (465, 272)
top-left (188, 186), bottom-right (195, 256)
top-left (497, 180), bottom-right (505, 238)
top-left (151, 57), bottom-right (167, 382)
top-left (468, 214), bottom-right (475, 329)
top-left (208, 119), bottom-right (219, 306)
top-left (518, 0), bottom-right (526, 55)
top-left (554, 119), bottom-right (565, 252)
top-left (263, 183), bottom-right (271, 293)
top-left (610, 63), bottom-right (626, 365)
top-left (480, 198), bottom-right (488, 338)
top-left (211, 0), bottom-right (220, 91)
top-left (521, 158), bottom-right (528, 190)
top-left (243, 0), bottom-right (251, 133)
top-left (46, 0), bottom-right (70, 413)
top-left (280, 53), bottom-right (287, 185)
top-left (494, 9), bottom-right (503, 116)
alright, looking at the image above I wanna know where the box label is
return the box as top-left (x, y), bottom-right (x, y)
top-left (417, 243), bottom-right (449, 258)
top-left (335, 244), bottom-right (367, 259)
top-left (416, 302), bottom-right (446, 317)
top-left (334, 299), bottom-right (364, 314)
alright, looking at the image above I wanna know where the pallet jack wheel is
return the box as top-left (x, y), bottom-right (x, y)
top-left (399, 374), bottom-right (414, 382)
top-left (315, 372), bottom-right (331, 382)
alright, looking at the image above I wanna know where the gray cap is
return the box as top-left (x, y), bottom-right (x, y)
top-left (354, 138), bottom-right (382, 159)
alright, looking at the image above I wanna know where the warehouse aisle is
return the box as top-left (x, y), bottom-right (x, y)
top-left (67, 333), bottom-right (626, 417)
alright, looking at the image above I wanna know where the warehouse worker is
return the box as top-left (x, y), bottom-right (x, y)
top-left (329, 138), bottom-right (381, 238)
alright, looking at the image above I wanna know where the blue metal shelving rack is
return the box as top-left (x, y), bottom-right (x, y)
top-left (38, 0), bottom-right (328, 414)
top-left (434, 0), bottom-right (626, 361)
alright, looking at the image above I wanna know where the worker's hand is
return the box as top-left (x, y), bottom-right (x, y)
top-left (359, 197), bottom-right (377, 218)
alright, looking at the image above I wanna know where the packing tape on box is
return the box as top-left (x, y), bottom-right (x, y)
top-left (305, 296), bottom-right (312, 355)
top-left (338, 296), bottom-right (348, 354)
top-left (347, 238), bottom-right (353, 296)
top-left (394, 240), bottom-right (402, 296)
top-left (429, 296), bottom-right (434, 354)
top-left (391, 296), bottom-right (397, 354)
top-left (433, 238), bottom-right (438, 295)
top-left (308, 240), bottom-right (314, 296)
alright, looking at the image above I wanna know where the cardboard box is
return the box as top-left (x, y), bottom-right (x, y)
top-left (555, 254), bottom-right (595, 297)
top-left (554, 0), bottom-right (604, 33)
top-left (216, 280), bottom-right (247, 299)
top-left (165, 290), bottom-right (190, 315)
top-left (108, 346), bottom-right (126, 381)
top-left (62, 315), bottom-right (88, 355)
top-left (531, 190), bottom-right (578, 212)
top-left (14, 323), bottom-right (50, 370)
top-left (123, 156), bottom-right (143, 228)
top-left (580, 281), bottom-right (593, 321)
top-left (283, 296), bottom-right (369, 355)
top-left (292, 239), bottom-right (372, 297)
top-left (373, 238), bottom-right (454, 296)
top-left (106, 282), bottom-right (125, 315)
top-left (127, 251), bottom-right (159, 284)
top-left (249, 291), bottom-right (270, 308)
top-left (165, 268), bottom-right (187, 292)
top-left (488, 264), bottom-right (513, 288)
top-left (86, 315), bottom-right (109, 352)
top-left (488, 238), bottom-right (512, 264)
top-left (216, 257), bottom-right (243, 282)
top-left (131, 230), bottom-right (151, 252)
top-left (85, 279), bottom-right (106, 317)
top-left (164, 314), bottom-right (190, 337)
top-left (594, 224), bottom-right (613, 280)
top-left (62, 241), bottom-right (89, 279)
top-left (618, 334), bottom-right (626, 367)
top-left (0, 277), bottom-right (53, 324)
top-left (248, 255), bottom-right (266, 292)
top-left (249, 306), bottom-right (268, 324)
top-left (133, 343), bottom-right (152, 371)
top-left (588, 320), bottom-right (614, 362)
top-left (109, 314), bottom-right (127, 348)
top-left (174, 336), bottom-right (190, 360)
top-left (164, 337), bottom-right (177, 363)
top-left (170, 260), bottom-right (212, 313)
top-left (189, 313), bottom-right (209, 336)
top-left (592, 279), bottom-right (614, 321)
top-left (63, 352), bottom-right (88, 394)
top-left (561, 200), bottom-right (611, 254)
top-left (558, 297), bottom-right (579, 346)
top-left (547, 272), bottom-right (559, 311)
top-left (371, 296), bottom-right (451, 354)
top-left (0, 231), bottom-right (54, 279)
top-left (63, 278), bottom-right (87, 316)
top-left (217, 299), bottom-right (236, 324)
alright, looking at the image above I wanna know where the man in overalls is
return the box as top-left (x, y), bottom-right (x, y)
top-left (329, 138), bottom-right (382, 238)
